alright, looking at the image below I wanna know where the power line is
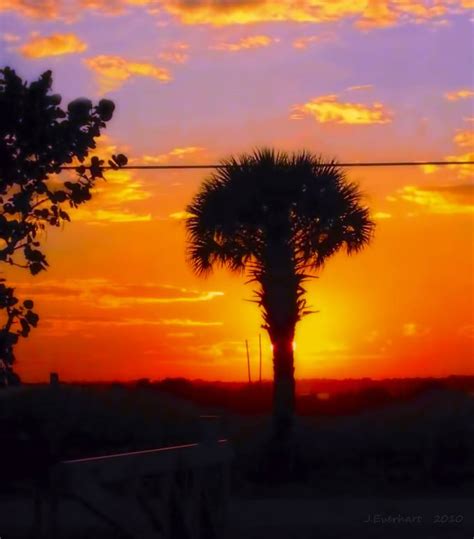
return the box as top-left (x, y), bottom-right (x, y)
top-left (60, 160), bottom-right (474, 171)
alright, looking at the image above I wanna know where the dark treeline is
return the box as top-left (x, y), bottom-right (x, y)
top-left (2, 376), bottom-right (473, 497)
top-left (61, 375), bottom-right (474, 416)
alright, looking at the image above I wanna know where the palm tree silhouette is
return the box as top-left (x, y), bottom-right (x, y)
top-left (186, 149), bottom-right (375, 443)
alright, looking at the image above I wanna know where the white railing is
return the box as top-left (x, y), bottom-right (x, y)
top-left (36, 419), bottom-right (232, 538)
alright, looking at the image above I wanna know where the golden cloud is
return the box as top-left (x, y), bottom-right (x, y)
top-left (161, 0), bottom-right (464, 27)
top-left (373, 211), bottom-right (392, 220)
top-left (160, 318), bottom-right (223, 326)
top-left (72, 208), bottom-right (152, 224)
top-left (97, 288), bottom-right (225, 308)
top-left (72, 182), bottom-right (152, 221)
top-left (159, 41), bottom-right (189, 64)
top-left (93, 169), bottom-right (151, 204)
top-left (79, 0), bottom-right (156, 15)
top-left (60, 134), bottom-right (152, 224)
top-left (419, 163), bottom-right (440, 174)
top-left (0, 0), bottom-right (61, 19)
top-left (444, 88), bottom-right (474, 101)
top-left (397, 184), bottom-right (474, 214)
top-left (291, 94), bottom-right (392, 124)
top-left (358, 0), bottom-right (451, 29)
top-left (211, 35), bottom-right (277, 52)
top-left (447, 124), bottom-right (473, 177)
top-left (292, 33), bottom-right (335, 49)
top-left (453, 129), bottom-right (474, 148)
top-left (169, 211), bottom-right (193, 220)
top-left (2, 0), bottom-right (471, 29)
top-left (84, 55), bottom-right (171, 92)
top-left (159, 50), bottom-right (189, 63)
top-left (161, 0), bottom-right (357, 25)
top-left (443, 123), bottom-right (474, 178)
top-left (420, 155), bottom-right (474, 178)
top-left (187, 340), bottom-right (245, 359)
top-left (355, 0), bottom-right (398, 29)
top-left (141, 146), bottom-right (205, 164)
top-left (421, 122), bottom-right (473, 176)
top-left (444, 151), bottom-right (474, 178)
top-left (0, 0), bottom-right (158, 19)
top-left (36, 315), bottom-right (220, 337)
top-left (19, 33), bottom-right (87, 59)
top-left (13, 279), bottom-right (225, 308)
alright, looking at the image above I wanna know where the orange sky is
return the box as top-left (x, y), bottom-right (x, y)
top-left (1, 0), bottom-right (473, 381)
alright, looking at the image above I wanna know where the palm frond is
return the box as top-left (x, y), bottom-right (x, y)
top-left (185, 148), bottom-right (375, 320)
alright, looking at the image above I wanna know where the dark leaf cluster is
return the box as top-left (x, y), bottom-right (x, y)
top-left (0, 279), bottom-right (38, 386)
top-left (0, 67), bottom-right (127, 275)
top-left (0, 67), bottom-right (126, 384)
top-left (186, 148), bottom-right (375, 326)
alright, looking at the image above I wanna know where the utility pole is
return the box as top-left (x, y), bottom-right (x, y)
top-left (259, 334), bottom-right (262, 383)
top-left (245, 339), bottom-right (251, 383)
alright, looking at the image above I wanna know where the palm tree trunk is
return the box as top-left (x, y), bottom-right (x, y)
top-left (260, 211), bottom-right (299, 450)
top-left (263, 322), bottom-right (299, 481)
top-left (272, 332), bottom-right (295, 442)
top-left (262, 260), bottom-right (298, 444)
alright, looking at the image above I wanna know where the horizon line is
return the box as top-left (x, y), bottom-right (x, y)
top-left (22, 373), bottom-right (474, 384)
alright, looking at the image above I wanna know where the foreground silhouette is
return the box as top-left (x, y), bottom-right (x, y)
top-left (186, 148), bottom-right (375, 452)
top-left (1, 380), bottom-right (473, 537)
top-left (0, 67), bottom-right (127, 385)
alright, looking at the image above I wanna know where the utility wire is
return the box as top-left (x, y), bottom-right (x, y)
top-left (60, 160), bottom-right (474, 171)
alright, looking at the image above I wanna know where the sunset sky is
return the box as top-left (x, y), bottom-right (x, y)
top-left (1, 0), bottom-right (473, 382)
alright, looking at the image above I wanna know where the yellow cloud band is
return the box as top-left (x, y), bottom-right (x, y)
top-left (20, 33), bottom-right (87, 58)
top-left (291, 94), bottom-right (392, 124)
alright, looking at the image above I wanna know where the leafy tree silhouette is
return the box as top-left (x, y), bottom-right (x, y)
top-left (0, 67), bottom-right (127, 385)
top-left (0, 281), bottom-right (37, 385)
top-left (186, 149), bottom-right (375, 446)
